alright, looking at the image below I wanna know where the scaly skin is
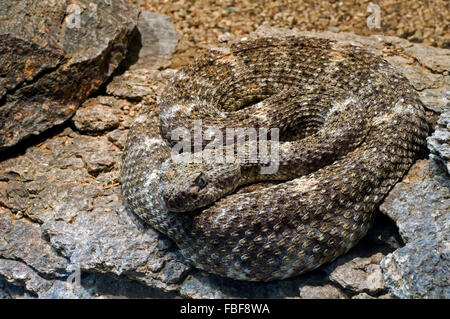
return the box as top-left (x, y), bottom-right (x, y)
top-left (121, 36), bottom-right (428, 281)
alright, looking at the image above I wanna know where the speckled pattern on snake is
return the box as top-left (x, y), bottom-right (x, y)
top-left (121, 36), bottom-right (428, 281)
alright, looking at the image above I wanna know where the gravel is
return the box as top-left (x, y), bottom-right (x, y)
top-left (133, 0), bottom-right (449, 68)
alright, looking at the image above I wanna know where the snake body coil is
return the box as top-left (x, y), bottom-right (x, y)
top-left (121, 36), bottom-right (428, 281)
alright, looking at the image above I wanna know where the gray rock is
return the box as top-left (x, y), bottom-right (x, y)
top-left (0, 207), bottom-right (68, 276)
top-left (299, 284), bottom-right (348, 299)
top-left (106, 69), bottom-right (160, 101)
top-left (427, 106), bottom-right (450, 174)
top-left (324, 252), bottom-right (385, 295)
top-left (0, 259), bottom-right (52, 294)
top-left (72, 99), bottom-right (121, 134)
top-left (381, 237), bottom-right (449, 299)
top-left (404, 43), bottom-right (450, 74)
top-left (107, 130), bottom-right (130, 150)
top-left (178, 270), bottom-right (305, 298)
top-left (380, 160), bottom-right (450, 298)
top-left (384, 56), bottom-right (445, 91)
top-left (106, 68), bottom-right (178, 103)
top-left (352, 293), bottom-right (377, 299)
top-left (0, 0), bottom-right (139, 151)
top-left (105, 11), bottom-right (179, 99)
top-left (0, 125), bottom-right (192, 290)
top-left (352, 292), bottom-right (394, 299)
top-left (159, 260), bottom-right (191, 284)
top-left (132, 11), bottom-right (180, 70)
top-left (419, 87), bottom-right (449, 114)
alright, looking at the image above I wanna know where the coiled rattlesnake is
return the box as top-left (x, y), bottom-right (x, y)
top-left (121, 36), bottom-right (428, 281)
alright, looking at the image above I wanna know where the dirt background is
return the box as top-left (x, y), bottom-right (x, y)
top-left (132, 0), bottom-right (449, 68)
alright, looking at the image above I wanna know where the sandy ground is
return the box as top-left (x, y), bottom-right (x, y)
top-left (133, 0), bottom-right (449, 67)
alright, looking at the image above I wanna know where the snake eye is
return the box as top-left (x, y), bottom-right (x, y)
top-left (194, 173), bottom-right (207, 189)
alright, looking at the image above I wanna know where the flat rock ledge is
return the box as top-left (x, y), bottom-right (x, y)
top-left (0, 24), bottom-right (449, 298)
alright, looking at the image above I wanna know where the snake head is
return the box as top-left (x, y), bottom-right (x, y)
top-left (160, 153), bottom-right (241, 212)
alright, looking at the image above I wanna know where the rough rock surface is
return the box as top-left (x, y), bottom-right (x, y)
top-left (427, 106), bottom-right (450, 174)
top-left (0, 0), bottom-right (139, 151)
top-left (0, 24), bottom-right (449, 298)
top-left (380, 159), bottom-right (450, 298)
top-left (299, 284), bottom-right (348, 299)
top-left (324, 252), bottom-right (385, 295)
top-left (131, 10), bottom-right (180, 70)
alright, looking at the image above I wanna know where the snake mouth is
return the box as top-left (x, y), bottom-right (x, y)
top-left (163, 191), bottom-right (192, 213)
top-left (163, 186), bottom-right (209, 213)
